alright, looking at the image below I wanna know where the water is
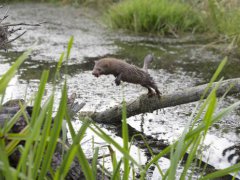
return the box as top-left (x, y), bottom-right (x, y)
top-left (1, 3), bottom-right (240, 179)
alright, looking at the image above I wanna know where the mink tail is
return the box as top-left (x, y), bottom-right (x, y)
top-left (142, 53), bottom-right (154, 73)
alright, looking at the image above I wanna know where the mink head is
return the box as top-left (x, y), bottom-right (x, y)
top-left (92, 60), bottom-right (109, 77)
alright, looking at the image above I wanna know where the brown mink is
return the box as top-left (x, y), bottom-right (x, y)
top-left (92, 54), bottom-right (161, 97)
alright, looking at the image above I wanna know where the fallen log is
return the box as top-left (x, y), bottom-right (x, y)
top-left (81, 78), bottom-right (240, 124)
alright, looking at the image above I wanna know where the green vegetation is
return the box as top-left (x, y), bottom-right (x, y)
top-left (105, 0), bottom-right (240, 46)
top-left (105, 0), bottom-right (205, 35)
top-left (207, 0), bottom-right (240, 45)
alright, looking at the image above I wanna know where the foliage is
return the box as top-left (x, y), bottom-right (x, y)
top-left (105, 0), bottom-right (240, 47)
top-left (207, 0), bottom-right (240, 45)
top-left (104, 0), bottom-right (205, 35)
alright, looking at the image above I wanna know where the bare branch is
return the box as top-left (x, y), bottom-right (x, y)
top-left (9, 27), bottom-right (22, 34)
top-left (0, 7), bottom-right (9, 23)
top-left (0, 6), bottom-right (44, 49)
top-left (3, 21), bottom-right (47, 27)
top-left (7, 31), bottom-right (26, 44)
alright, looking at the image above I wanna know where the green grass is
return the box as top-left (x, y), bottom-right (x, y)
top-left (105, 0), bottom-right (205, 35)
top-left (105, 0), bottom-right (240, 48)
top-left (208, 0), bottom-right (240, 36)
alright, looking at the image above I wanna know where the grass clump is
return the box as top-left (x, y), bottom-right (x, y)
top-left (207, 0), bottom-right (240, 45)
top-left (105, 0), bottom-right (205, 35)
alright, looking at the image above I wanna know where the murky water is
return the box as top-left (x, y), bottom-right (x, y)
top-left (1, 3), bottom-right (240, 179)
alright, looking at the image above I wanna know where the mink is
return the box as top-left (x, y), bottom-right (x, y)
top-left (92, 54), bottom-right (161, 97)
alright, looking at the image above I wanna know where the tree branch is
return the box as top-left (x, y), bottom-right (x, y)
top-left (0, 5), bottom-right (45, 50)
top-left (80, 78), bottom-right (240, 124)
top-left (2, 22), bottom-right (46, 27)
top-left (7, 31), bottom-right (26, 44)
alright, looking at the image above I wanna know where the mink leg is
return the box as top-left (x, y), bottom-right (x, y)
top-left (154, 88), bottom-right (161, 97)
top-left (147, 88), bottom-right (155, 97)
top-left (143, 85), bottom-right (154, 97)
top-left (115, 73), bottom-right (122, 86)
top-left (150, 84), bottom-right (161, 97)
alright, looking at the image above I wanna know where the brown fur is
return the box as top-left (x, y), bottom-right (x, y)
top-left (92, 57), bottom-right (161, 97)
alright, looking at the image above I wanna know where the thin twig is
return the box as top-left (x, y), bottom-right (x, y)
top-left (3, 22), bottom-right (47, 27)
top-left (0, 6), bottom-right (44, 49)
top-left (9, 27), bottom-right (22, 34)
top-left (7, 31), bottom-right (26, 44)
top-left (0, 40), bottom-right (7, 47)
top-left (0, 7), bottom-right (9, 23)
top-left (0, 15), bottom-right (8, 23)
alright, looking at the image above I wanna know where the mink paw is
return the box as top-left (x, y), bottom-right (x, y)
top-left (147, 92), bottom-right (155, 98)
top-left (115, 79), bottom-right (121, 86)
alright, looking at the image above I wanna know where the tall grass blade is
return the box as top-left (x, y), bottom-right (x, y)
top-left (6, 126), bottom-right (29, 156)
top-left (66, 36), bottom-right (74, 61)
top-left (108, 145), bottom-right (121, 179)
top-left (0, 50), bottom-right (30, 94)
top-left (3, 104), bottom-right (28, 134)
top-left (89, 122), bottom-right (141, 168)
top-left (180, 134), bottom-right (201, 179)
top-left (55, 119), bottom-right (92, 180)
top-left (0, 139), bottom-right (15, 180)
top-left (167, 132), bottom-right (187, 179)
top-left (129, 134), bottom-right (164, 177)
top-left (16, 70), bottom-right (49, 174)
top-left (38, 81), bottom-right (67, 179)
top-left (32, 95), bottom-right (54, 179)
top-left (190, 58), bottom-right (227, 130)
top-left (17, 97), bottom-right (52, 177)
top-left (92, 147), bottom-right (99, 179)
top-left (122, 99), bottom-right (130, 179)
top-left (203, 91), bottom-right (217, 136)
top-left (30, 70), bottom-right (49, 126)
top-left (200, 162), bottom-right (240, 180)
top-left (111, 159), bottom-right (122, 180)
top-left (75, 145), bottom-right (94, 180)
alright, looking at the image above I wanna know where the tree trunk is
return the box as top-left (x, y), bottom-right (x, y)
top-left (81, 78), bottom-right (240, 124)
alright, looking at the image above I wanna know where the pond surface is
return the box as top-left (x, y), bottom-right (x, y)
top-left (1, 3), bottom-right (240, 179)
